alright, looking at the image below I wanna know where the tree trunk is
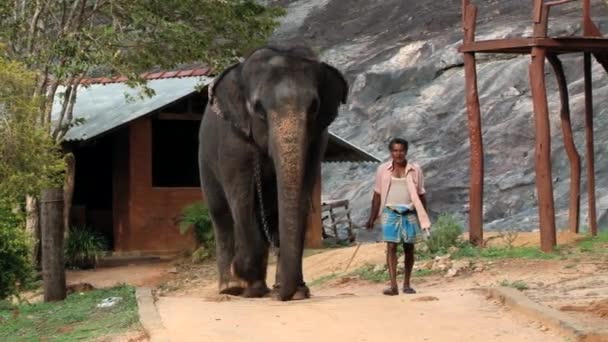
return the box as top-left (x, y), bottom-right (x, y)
top-left (25, 195), bottom-right (41, 268)
top-left (41, 188), bottom-right (66, 302)
top-left (63, 152), bottom-right (76, 240)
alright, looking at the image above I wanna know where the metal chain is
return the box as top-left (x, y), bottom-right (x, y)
top-left (254, 153), bottom-right (277, 249)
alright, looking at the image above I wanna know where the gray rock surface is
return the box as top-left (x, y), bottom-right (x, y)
top-left (266, 0), bottom-right (608, 234)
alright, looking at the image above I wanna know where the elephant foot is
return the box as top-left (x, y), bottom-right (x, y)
top-left (242, 281), bottom-right (270, 298)
top-left (292, 284), bottom-right (311, 300)
top-left (270, 283), bottom-right (310, 301)
top-left (219, 280), bottom-right (246, 296)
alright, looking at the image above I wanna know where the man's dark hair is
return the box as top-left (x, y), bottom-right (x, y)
top-left (388, 138), bottom-right (408, 151)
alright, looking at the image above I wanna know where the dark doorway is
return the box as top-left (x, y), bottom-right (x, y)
top-left (72, 134), bottom-right (115, 248)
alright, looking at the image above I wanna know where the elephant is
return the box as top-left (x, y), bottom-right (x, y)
top-left (198, 46), bottom-right (348, 301)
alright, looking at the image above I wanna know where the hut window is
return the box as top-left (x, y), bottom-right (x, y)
top-left (151, 119), bottom-right (200, 187)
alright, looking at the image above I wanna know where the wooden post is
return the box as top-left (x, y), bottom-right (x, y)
top-left (41, 188), bottom-right (66, 302)
top-left (345, 203), bottom-right (355, 242)
top-left (463, 3), bottom-right (484, 246)
top-left (548, 55), bottom-right (581, 234)
top-left (584, 53), bottom-right (598, 236)
top-left (529, 48), bottom-right (557, 252)
top-left (304, 169), bottom-right (323, 248)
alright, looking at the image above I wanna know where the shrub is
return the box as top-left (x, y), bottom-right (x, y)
top-left (178, 202), bottom-right (215, 261)
top-left (64, 226), bottom-right (107, 269)
top-left (425, 213), bottom-right (464, 254)
top-left (0, 202), bottom-right (34, 300)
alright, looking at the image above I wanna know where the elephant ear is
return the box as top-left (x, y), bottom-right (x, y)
top-left (317, 63), bottom-right (348, 130)
top-left (208, 62), bottom-right (251, 139)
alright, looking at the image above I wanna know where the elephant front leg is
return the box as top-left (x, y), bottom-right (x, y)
top-left (227, 183), bottom-right (271, 298)
top-left (271, 252), bottom-right (310, 300)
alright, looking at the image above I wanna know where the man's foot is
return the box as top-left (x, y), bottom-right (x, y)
top-left (383, 287), bottom-right (398, 296)
top-left (402, 287), bottom-right (416, 294)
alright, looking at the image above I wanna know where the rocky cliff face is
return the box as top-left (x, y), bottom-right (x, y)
top-left (265, 0), bottom-right (608, 234)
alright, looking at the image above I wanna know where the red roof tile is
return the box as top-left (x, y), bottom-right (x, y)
top-left (79, 68), bottom-right (214, 85)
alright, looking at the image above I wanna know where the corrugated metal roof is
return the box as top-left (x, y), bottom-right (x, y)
top-left (53, 75), bottom-right (213, 141)
top-left (53, 72), bottom-right (379, 163)
top-left (326, 132), bottom-right (381, 163)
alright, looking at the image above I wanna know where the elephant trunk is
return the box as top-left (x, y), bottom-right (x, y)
top-left (270, 113), bottom-right (308, 301)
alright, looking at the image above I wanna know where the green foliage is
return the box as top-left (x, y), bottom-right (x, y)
top-left (499, 279), bottom-right (529, 291)
top-left (0, 0), bottom-right (285, 139)
top-left (0, 285), bottom-right (138, 341)
top-left (0, 201), bottom-right (34, 301)
top-left (64, 226), bottom-right (107, 269)
top-left (0, 55), bottom-right (64, 202)
top-left (424, 213), bottom-right (464, 254)
top-left (179, 202), bottom-right (215, 261)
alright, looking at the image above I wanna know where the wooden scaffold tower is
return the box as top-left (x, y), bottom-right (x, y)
top-left (460, 0), bottom-right (608, 251)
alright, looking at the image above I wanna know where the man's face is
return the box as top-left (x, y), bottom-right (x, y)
top-left (390, 143), bottom-right (407, 164)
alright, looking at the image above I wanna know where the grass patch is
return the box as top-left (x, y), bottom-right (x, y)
top-left (352, 265), bottom-right (388, 283)
top-left (576, 230), bottom-right (608, 254)
top-left (309, 273), bottom-right (341, 287)
top-left (499, 279), bottom-right (529, 291)
top-left (0, 285), bottom-right (139, 342)
top-left (413, 269), bottom-right (439, 277)
top-left (449, 242), bottom-right (562, 260)
top-left (350, 264), bottom-right (439, 283)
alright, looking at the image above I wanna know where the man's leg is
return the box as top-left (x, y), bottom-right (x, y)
top-left (384, 242), bottom-right (398, 295)
top-left (402, 242), bottom-right (416, 293)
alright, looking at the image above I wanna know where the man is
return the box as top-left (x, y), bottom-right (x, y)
top-left (366, 138), bottom-right (431, 295)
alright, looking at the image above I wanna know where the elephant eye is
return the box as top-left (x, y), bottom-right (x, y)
top-left (308, 98), bottom-right (319, 116)
top-left (254, 100), bottom-right (267, 121)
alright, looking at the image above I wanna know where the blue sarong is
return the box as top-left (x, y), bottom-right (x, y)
top-left (381, 205), bottom-right (422, 244)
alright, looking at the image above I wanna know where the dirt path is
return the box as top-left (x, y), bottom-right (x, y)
top-left (157, 288), bottom-right (561, 342)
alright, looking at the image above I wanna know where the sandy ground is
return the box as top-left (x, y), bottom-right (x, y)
top-left (67, 232), bottom-right (607, 341)
top-left (67, 262), bottom-right (175, 289)
top-left (157, 288), bottom-right (561, 342)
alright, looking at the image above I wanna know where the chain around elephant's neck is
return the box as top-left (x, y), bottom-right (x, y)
top-left (208, 85), bottom-right (277, 250)
top-left (254, 154), bottom-right (278, 250)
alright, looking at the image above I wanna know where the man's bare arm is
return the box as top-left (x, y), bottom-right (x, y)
top-left (366, 192), bottom-right (381, 230)
top-left (420, 194), bottom-right (427, 211)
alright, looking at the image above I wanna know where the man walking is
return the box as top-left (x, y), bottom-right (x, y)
top-left (366, 138), bottom-right (431, 295)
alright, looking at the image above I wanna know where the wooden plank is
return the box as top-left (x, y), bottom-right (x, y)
top-left (460, 38), bottom-right (608, 54)
top-left (529, 47), bottom-right (557, 252)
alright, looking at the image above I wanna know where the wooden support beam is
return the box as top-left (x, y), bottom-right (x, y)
top-left (463, 2), bottom-right (484, 246)
top-left (548, 55), bottom-right (581, 234)
top-left (583, 0), bottom-right (591, 36)
top-left (529, 47), bottom-right (557, 252)
top-left (305, 168), bottom-right (323, 248)
top-left (584, 53), bottom-right (598, 236)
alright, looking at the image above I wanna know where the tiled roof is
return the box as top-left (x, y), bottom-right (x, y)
top-left (80, 68), bottom-right (214, 85)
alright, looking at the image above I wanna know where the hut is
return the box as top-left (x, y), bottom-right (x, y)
top-left (54, 70), bottom-right (379, 255)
